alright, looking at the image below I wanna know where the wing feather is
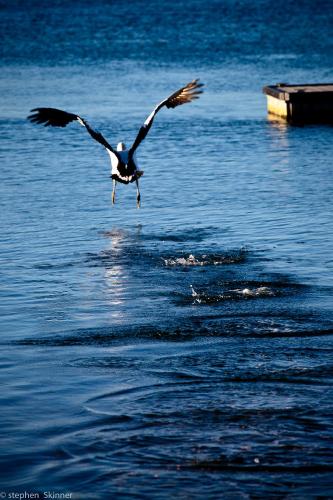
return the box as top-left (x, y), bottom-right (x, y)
top-left (130, 79), bottom-right (204, 154)
top-left (164, 79), bottom-right (204, 109)
top-left (28, 107), bottom-right (118, 155)
top-left (28, 108), bottom-right (78, 127)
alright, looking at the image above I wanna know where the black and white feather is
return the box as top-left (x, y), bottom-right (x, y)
top-left (130, 79), bottom-right (203, 153)
top-left (28, 79), bottom-right (204, 207)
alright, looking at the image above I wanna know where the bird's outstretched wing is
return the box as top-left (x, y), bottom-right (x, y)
top-left (28, 107), bottom-right (118, 155)
top-left (129, 79), bottom-right (204, 154)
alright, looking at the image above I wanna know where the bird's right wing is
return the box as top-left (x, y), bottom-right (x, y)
top-left (129, 79), bottom-right (204, 155)
top-left (28, 107), bottom-right (119, 156)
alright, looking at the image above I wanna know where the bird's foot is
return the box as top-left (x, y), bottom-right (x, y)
top-left (136, 194), bottom-right (141, 209)
top-left (112, 192), bottom-right (116, 205)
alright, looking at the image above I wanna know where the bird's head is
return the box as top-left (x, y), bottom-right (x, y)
top-left (117, 142), bottom-right (127, 151)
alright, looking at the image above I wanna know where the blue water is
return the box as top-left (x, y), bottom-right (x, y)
top-left (1, 0), bottom-right (333, 498)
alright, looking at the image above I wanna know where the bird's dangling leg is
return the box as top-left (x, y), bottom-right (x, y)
top-left (112, 179), bottom-right (117, 205)
top-left (135, 178), bottom-right (141, 209)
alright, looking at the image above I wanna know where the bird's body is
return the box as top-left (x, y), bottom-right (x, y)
top-left (28, 79), bottom-right (203, 207)
top-left (108, 145), bottom-right (142, 185)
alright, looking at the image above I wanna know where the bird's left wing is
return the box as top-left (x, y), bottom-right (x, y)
top-left (28, 107), bottom-right (118, 155)
top-left (129, 79), bottom-right (204, 154)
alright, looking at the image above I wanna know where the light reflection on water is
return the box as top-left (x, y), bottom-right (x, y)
top-left (103, 231), bottom-right (129, 314)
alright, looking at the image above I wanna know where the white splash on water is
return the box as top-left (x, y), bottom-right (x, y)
top-left (190, 285), bottom-right (202, 303)
top-left (163, 254), bottom-right (239, 266)
top-left (236, 286), bottom-right (274, 297)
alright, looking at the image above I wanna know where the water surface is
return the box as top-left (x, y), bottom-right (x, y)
top-left (1, 0), bottom-right (333, 497)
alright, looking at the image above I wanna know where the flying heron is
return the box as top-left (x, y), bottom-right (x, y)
top-left (28, 79), bottom-right (204, 208)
